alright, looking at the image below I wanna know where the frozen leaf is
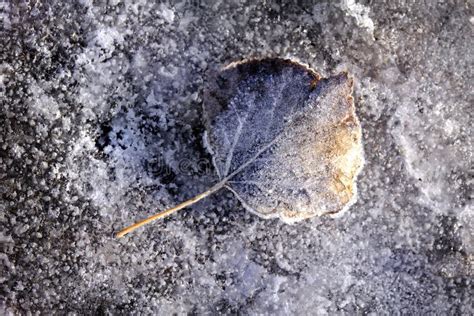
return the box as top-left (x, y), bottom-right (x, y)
top-left (117, 58), bottom-right (364, 237)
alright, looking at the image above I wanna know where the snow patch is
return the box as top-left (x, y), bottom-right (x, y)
top-left (341, 0), bottom-right (375, 37)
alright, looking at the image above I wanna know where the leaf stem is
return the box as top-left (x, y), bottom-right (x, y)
top-left (116, 181), bottom-right (226, 238)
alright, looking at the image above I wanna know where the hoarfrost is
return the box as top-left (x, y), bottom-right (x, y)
top-left (1, 1), bottom-right (471, 314)
top-left (204, 58), bottom-right (364, 222)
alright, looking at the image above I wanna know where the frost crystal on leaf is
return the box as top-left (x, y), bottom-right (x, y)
top-left (203, 58), bottom-right (364, 222)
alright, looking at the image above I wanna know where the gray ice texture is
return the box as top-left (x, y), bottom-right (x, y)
top-left (1, 0), bottom-right (472, 314)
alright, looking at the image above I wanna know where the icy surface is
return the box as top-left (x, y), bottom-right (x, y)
top-left (1, 1), bottom-right (472, 314)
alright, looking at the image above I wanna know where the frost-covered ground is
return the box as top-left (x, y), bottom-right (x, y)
top-left (1, 0), bottom-right (472, 314)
